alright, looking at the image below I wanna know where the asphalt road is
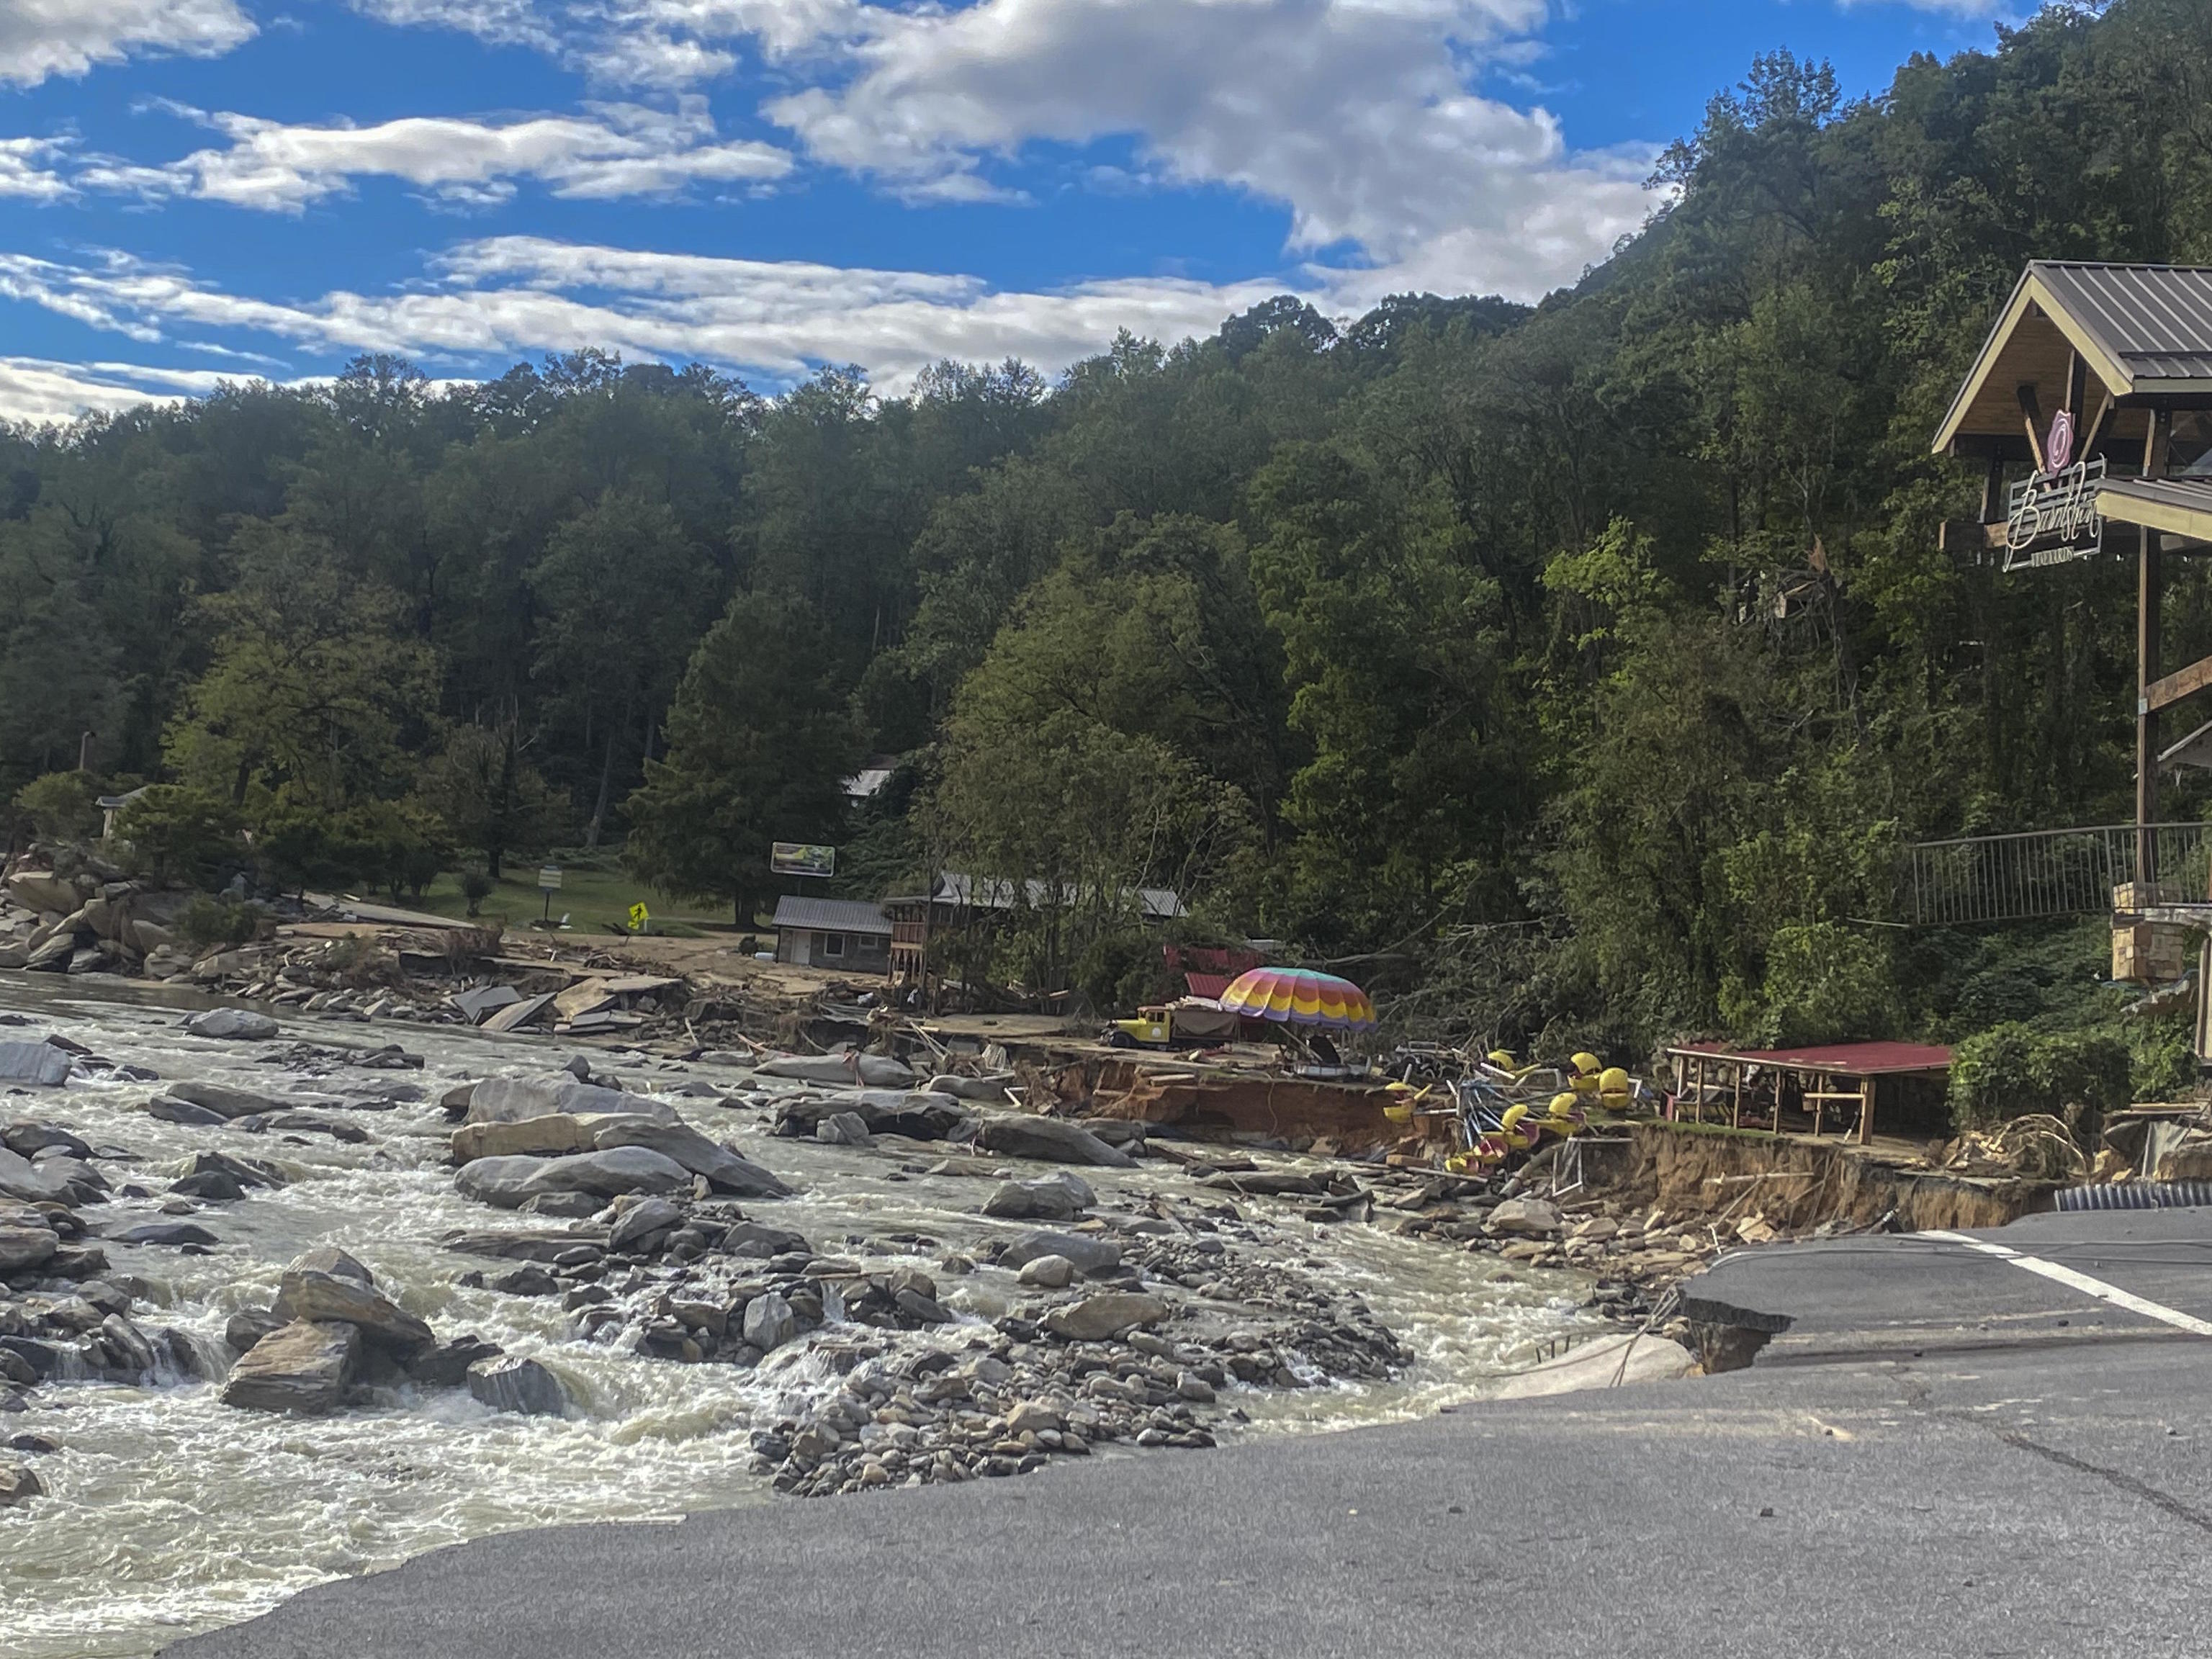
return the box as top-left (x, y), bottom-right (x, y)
top-left (168, 1210), bottom-right (2212, 1659)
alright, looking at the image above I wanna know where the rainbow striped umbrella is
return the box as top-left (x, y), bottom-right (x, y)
top-left (1218, 967), bottom-right (1377, 1028)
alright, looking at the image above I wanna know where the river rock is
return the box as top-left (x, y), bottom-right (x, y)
top-left (163, 1082), bottom-right (287, 1120)
top-left (0, 1042), bottom-right (71, 1087)
top-left (467, 1354), bottom-right (567, 1416)
top-left (147, 1097), bottom-right (228, 1128)
top-left (172, 1170), bottom-right (245, 1202)
top-left (1489, 1197), bottom-right (1564, 1237)
top-left (0, 1459), bottom-right (43, 1508)
top-left (225, 1308), bottom-right (285, 1352)
top-left (110, 1221), bottom-right (220, 1248)
top-left (450, 1115), bottom-right (588, 1162)
top-left (983, 1172), bottom-right (1096, 1221)
top-left (186, 1150), bottom-right (284, 1190)
top-left (456, 1146), bottom-right (693, 1209)
top-left (274, 1269), bottom-right (434, 1355)
top-left (221, 1320), bottom-right (361, 1413)
top-left (1004, 1399), bottom-right (1062, 1434)
top-left (608, 1196), bottom-right (684, 1252)
top-left (0, 1148), bottom-right (70, 1205)
top-left (974, 1115), bottom-right (1136, 1169)
top-left (467, 1076), bottom-right (677, 1127)
top-left (184, 1009), bottom-right (280, 1041)
top-left (585, 1118), bottom-right (791, 1199)
top-left (742, 1290), bottom-right (799, 1351)
top-left (2, 1121), bottom-right (91, 1159)
top-left (288, 1245), bottom-right (374, 1285)
top-left (0, 1223), bottom-right (58, 1274)
top-left (1043, 1292), bottom-right (1170, 1342)
top-left (755, 1053), bottom-right (915, 1087)
top-left (814, 1111), bottom-right (873, 1147)
top-left (997, 1230), bottom-right (1124, 1276)
top-left (438, 1236), bottom-right (595, 1274)
top-left (722, 1221), bottom-right (811, 1259)
top-left (1017, 1254), bottom-right (1075, 1288)
top-left (408, 1334), bottom-right (503, 1388)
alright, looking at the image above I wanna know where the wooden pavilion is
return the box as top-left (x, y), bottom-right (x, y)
top-left (1664, 1040), bottom-right (1955, 1145)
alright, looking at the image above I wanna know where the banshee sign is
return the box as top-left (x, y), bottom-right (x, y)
top-left (2004, 456), bottom-right (2107, 571)
top-left (770, 842), bottom-right (835, 878)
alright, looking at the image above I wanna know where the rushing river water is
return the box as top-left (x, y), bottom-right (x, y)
top-left (0, 973), bottom-right (1600, 1658)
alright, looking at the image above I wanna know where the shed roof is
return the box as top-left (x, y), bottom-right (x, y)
top-left (2098, 475), bottom-right (2212, 546)
top-left (770, 896), bottom-right (892, 935)
top-left (1934, 262), bottom-right (2212, 456)
top-left (1668, 1040), bottom-right (1953, 1077)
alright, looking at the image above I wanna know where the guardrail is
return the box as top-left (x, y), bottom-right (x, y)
top-left (1903, 822), bottom-right (2211, 927)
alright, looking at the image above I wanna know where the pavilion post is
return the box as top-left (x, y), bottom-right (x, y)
top-left (2138, 410), bottom-right (2170, 885)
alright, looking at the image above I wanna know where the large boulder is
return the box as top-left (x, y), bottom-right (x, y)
top-left (1488, 1197), bottom-right (1563, 1237)
top-left (982, 1172), bottom-right (1096, 1222)
top-left (162, 1082), bottom-right (286, 1120)
top-left (109, 1221), bottom-right (220, 1247)
top-left (997, 1230), bottom-right (1124, 1277)
top-left (467, 1076), bottom-right (676, 1127)
top-left (466, 1354), bottom-right (568, 1416)
top-left (450, 1116), bottom-right (588, 1163)
top-left (4, 871), bottom-right (77, 915)
top-left (1043, 1292), bottom-right (1170, 1342)
top-left (607, 1196), bottom-right (684, 1252)
top-left (974, 1115), bottom-right (1136, 1169)
top-left (147, 1097), bottom-right (228, 1128)
top-left (772, 1091), bottom-right (966, 1143)
top-left (585, 1118), bottom-right (790, 1199)
top-left (755, 1052), bottom-right (914, 1087)
top-left (741, 1291), bottom-right (798, 1352)
top-left (273, 1269), bottom-right (433, 1355)
top-left (455, 1146), bottom-right (692, 1210)
top-left (0, 1042), bottom-right (71, 1087)
top-left (184, 1009), bottom-right (280, 1041)
top-left (0, 1223), bottom-right (58, 1274)
top-left (408, 1334), bottom-right (503, 1388)
top-left (0, 1148), bottom-right (72, 1205)
top-left (221, 1320), bottom-right (361, 1414)
top-left (0, 1460), bottom-right (44, 1509)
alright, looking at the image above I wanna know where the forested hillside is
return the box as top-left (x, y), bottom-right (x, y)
top-left (7, 0), bottom-right (2212, 1065)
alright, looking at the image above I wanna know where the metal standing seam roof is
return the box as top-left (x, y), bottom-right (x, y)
top-left (2033, 262), bottom-right (2212, 384)
top-left (2098, 475), bottom-right (2212, 544)
top-left (770, 896), bottom-right (893, 935)
top-left (1668, 1040), bottom-right (1954, 1076)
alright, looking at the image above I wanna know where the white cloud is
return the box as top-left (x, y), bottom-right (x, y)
top-left (345, 0), bottom-right (1657, 297)
top-left (0, 138), bottom-right (73, 202)
top-left (78, 98), bottom-right (791, 212)
top-left (0, 0), bottom-right (255, 86)
top-left (0, 356), bottom-right (236, 425)
top-left (0, 238), bottom-right (1312, 396)
top-left (747, 0), bottom-right (1650, 286)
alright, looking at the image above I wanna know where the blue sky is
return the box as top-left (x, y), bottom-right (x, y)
top-left (0, 0), bottom-right (2018, 421)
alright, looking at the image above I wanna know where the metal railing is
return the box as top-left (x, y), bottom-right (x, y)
top-left (1905, 822), bottom-right (2212, 927)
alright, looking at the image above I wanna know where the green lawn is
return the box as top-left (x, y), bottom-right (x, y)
top-left (409, 866), bottom-right (752, 939)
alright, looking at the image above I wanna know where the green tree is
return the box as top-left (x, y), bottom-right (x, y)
top-left (419, 719), bottom-right (569, 878)
top-left (623, 591), bottom-right (863, 923)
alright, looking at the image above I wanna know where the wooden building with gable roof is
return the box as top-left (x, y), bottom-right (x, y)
top-left (1936, 264), bottom-right (2212, 955)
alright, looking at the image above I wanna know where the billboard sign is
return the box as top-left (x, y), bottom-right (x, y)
top-left (770, 842), bottom-right (836, 878)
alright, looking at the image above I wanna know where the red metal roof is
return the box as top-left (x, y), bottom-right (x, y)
top-left (1184, 973), bottom-right (1234, 999)
top-left (1670, 1040), bottom-right (1953, 1076)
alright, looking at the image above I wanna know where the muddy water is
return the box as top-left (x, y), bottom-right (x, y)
top-left (0, 975), bottom-right (1599, 1658)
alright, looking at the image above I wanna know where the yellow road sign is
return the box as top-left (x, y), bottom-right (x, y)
top-left (628, 902), bottom-right (649, 932)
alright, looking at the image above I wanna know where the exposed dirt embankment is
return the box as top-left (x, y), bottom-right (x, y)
top-left (1576, 1123), bottom-right (2054, 1233)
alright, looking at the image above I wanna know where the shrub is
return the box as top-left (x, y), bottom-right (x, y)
top-left (12, 771), bottom-right (104, 842)
top-left (462, 871), bottom-right (495, 917)
top-left (177, 896), bottom-right (262, 950)
top-left (1948, 1022), bottom-right (2132, 1132)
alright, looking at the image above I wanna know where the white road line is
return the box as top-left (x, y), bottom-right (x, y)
top-left (1919, 1229), bottom-right (2212, 1337)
